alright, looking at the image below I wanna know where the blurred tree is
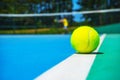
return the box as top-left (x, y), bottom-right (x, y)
top-left (77, 0), bottom-right (107, 26)
top-left (0, 0), bottom-right (73, 28)
top-left (77, 0), bottom-right (120, 26)
top-left (108, 0), bottom-right (120, 24)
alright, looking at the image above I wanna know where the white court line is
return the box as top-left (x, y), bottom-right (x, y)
top-left (34, 34), bottom-right (106, 80)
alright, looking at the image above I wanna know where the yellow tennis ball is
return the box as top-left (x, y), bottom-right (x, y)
top-left (70, 26), bottom-right (100, 53)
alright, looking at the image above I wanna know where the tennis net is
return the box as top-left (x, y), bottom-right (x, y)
top-left (0, 8), bottom-right (120, 34)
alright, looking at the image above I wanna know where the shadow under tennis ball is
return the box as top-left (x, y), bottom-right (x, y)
top-left (76, 52), bottom-right (104, 54)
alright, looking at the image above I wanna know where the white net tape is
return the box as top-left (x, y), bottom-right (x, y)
top-left (0, 8), bottom-right (120, 17)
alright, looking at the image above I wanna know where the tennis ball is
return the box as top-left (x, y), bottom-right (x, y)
top-left (70, 26), bottom-right (100, 53)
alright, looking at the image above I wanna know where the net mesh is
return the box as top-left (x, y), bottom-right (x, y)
top-left (0, 8), bottom-right (120, 34)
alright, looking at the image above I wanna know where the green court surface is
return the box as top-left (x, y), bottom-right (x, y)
top-left (95, 23), bottom-right (120, 34)
top-left (87, 23), bottom-right (120, 80)
top-left (87, 34), bottom-right (120, 80)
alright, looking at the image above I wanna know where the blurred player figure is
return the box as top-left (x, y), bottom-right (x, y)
top-left (54, 18), bottom-right (68, 33)
top-left (58, 18), bottom-right (68, 30)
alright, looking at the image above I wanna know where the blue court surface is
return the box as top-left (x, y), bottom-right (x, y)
top-left (0, 35), bottom-right (75, 80)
